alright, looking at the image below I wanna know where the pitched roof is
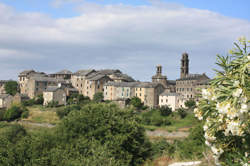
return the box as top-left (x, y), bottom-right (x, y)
top-left (111, 73), bottom-right (135, 82)
top-left (19, 70), bottom-right (35, 75)
top-left (97, 69), bottom-right (121, 75)
top-left (135, 82), bottom-right (163, 88)
top-left (45, 86), bottom-right (62, 92)
top-left (177, 73), bottom-right (209, 81)
top-left (54, 70), bottom-right (72, 75)
top-left (86, 73), bottom-right (110, 81)
top-left (30, 76), bottom-right (66, 83)
top-left (74, 69), bottom-right (95, 76)
top-left (160, 92), bottom-right (182, 97)
top-left (167, 80), bottom-right (176, 85)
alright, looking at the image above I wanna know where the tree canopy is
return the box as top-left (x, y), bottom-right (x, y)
top-left (4, 81), bottom-right (18, 95)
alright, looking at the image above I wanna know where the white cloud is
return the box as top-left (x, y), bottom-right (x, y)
top-left (0, 2), bottom-right (250, 81)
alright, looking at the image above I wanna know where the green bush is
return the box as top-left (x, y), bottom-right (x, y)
top-left (4, 106), bottom-right (23, 121)
top-left (177, 108), bottom-right (187, 119)
top-left (4, 81), bottom-right (18, 95)
top-left (184, 99), bottom-right (196, 109)
top-left (22, 99), bottom-right (35, 106)
top-left (140, 109), bottom-right (171, 126)
top-left (21, 110), bottom-right (29, 119)
top-left (0, 110), bottom-right (6, 121)
top-left (93, 92), bottom-right (104, 103)
top-left (34, 94), bottom-right (44, 105)
top-left (47, 101), bottom-right (59, 108)
top-left (159, 106), bottom-right (172, 116)
top-left (56, 105), bottom-right (81, 119)
top-left (57, 103), bottom-right (152, 165)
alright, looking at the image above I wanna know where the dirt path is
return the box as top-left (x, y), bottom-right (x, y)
top-left (146, 129), bottom-right (189, 139)
top-left (17, 120), bottom-right (56, 128)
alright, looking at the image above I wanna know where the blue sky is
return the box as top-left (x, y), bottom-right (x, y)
top-left (0, 0), bottom-right (249, 81)
top-left (1, 0), bottom-right (250, 19)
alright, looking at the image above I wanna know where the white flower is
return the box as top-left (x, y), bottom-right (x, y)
top-left (226, 120), bottom-right (244, 136)
top-left (205, 140), bottom-right (211, 146)
top-left (211, 146), bottom-right (224, 155)
top-left (203, 125), bottom-right (208, 131)
top-left (248, 55), bottom-right (250, 61)
top-left (240, 104), bottom-right (248, 114)
top-left (233, 80), bottom-right (240, 87)
top-left (232, 88), bottom-right (243, 97)
top-left (216, 102), bottom-right (231, 115)
top-left (202, 89), bottom-right (211, 100)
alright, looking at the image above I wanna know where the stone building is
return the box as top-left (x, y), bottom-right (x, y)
top-left (0, 94), bottom-right (13, 109)
top-left (104, 82), bottom-right (138, 100)
top-left (152, 65), bottom-right (176, 92)
top-left (135, 82), bottom-right (165, 108)
top-left (12, 93), bottom-right (29, 105)
top-left (83, 73), bottom-right (112, 99)
top-left (0, 80), bottom-right (7, 94)
top-left (49, 70), bottom-right (72, 80)
top-left (26, 77), bottom-right (66, 99)
top-left (71, 69), bottom-right (134, 99)
top-left (43, 86), bottom-right (66, 106)
top-left (18, 70), bottom-right (47, 94)
top-left (176, 53), bottom-right (210, 100)
top-left (159, 92), bottom-right (185, 111)
top-left (71, 69), bottom-right (96, 95)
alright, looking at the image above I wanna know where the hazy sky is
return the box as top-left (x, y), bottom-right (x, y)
top-left (0, 0), bottom-right (250, 81)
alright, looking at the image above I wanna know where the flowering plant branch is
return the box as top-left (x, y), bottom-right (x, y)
top-left (194, 37), bottom-right (250, 166)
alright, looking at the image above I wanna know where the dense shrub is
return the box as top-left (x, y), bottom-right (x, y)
top-left (141, 109), bottom-right (171, 126)
top-left (34, 94), bottom-right (44, 105)
top-left (22, 99), bottom-right (35, 106)
top-left (4, 81), bottom-right (18, 95)
top-left (93, 92), bottom-right (104, 103)
top-left (184, 99), bottom-right (196, 109)
top-left (57, 103), bottom-right (152, 165)
top-left (56, 105), bottom-right (81, 119)
top-left (0, 109), bottom-right (6, 121)
top-left (47, 101), bottom-right (59, 108)
top-left (3, 105), bottom-right (28, 122)
top-left (177, 108), bottom-right (187, 119)
top-left (159, 106), bottom-right (172, 116)
top-left (129, 97), bottom-right (144, 110)
top-left (67, 94), bottom-right (90, 105)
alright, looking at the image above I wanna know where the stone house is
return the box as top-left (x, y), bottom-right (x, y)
top-left (18, 70), bottom-right (47, 94)
top-left (0, 94), bottom-right (13, 109)
top-left (104, 82), bottom-right (138, 100)
top-left (176, 53), bottom-right (210, 101)
top-left (26, 77), bottom-right (66, 99)
top-left (135, 82), bottom-right (165, 108)
top-left (12, 93), bottom-right (29, 105)
top-left (49, 70), bottom-right (72, 80)
top-left (43, 86), bottom-right (66, 106)
top-left (0, 80), bottom-right (7, 94)
top-left (83, 73), bottom-right (112, 99)
top-left (151, 65), bottom-right (176, 92)
top-left (71, 69), bottom-right (96, 95)
top-left (159, 92), bottom-right (185, 111)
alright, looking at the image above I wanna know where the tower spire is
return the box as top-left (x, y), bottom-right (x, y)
top-left (180, 52), bottom-right (189, 78)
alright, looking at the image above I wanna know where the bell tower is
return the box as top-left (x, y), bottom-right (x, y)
top-left (180, 52), bottom-right (189, 78)
top-left (152, 65), bottom-right (167, 87)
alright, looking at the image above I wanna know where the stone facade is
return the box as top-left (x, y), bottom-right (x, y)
top-left (49, 70), bottom-right (72, 80)
top-left (176, 53), bottom-right (210, 101)
top-left (12, 93), bottom-right (29, 105)
top-left (0, 80), bottom-right (7, 94)
top-left (43, 86), bottom-right (66, 106)
top-left (159, 92), bottom-right (185, 111)
top-left (0, 94), bottom-right (13, 109)
top-left (135, 82), bottom-right (165, 108)
top-left (104, 82), bottom-right (138, 100)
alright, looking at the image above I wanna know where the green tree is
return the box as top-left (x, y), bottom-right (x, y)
top-left (159, 106), bottom-right (172, 116)
top-left (4, 81), bottom-right (18, 95)
top-left (57, 103), bottom-right (152, 165)
top-left (93, 92), bottom-right (104, 103)
top-left (184, 99), bottom-right (196, 109)
top-left (130, 96), bottom-right (144, 110)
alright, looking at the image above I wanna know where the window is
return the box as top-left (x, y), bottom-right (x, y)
top-left (191, 95), bottom-right (193, 98)
top-left (136, 93), bottom-right (137, 97)
top-left (191, 88), bottom-right (192, 91)
top-left (166, 99), bottom-right (168, 102)
top-left (161, 99), bottom-right (163, 103)
top-left (187, 95), bottom-right (189, 98)
top-left (106, 92), bottom-right (107, 95)
top-left (140, 93), bottom-right (141, 97)
top-left (187, 88), bottom-right (189, 91)
top-left (140, 88), bottom-right (142, 91)
top-left (97, 85), bottom-right (100, 89)
top-left (76, 84), bottom-right (78, 87)
top-left (81, 84), bottom-right (82, 87)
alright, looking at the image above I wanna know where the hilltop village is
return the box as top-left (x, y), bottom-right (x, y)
top-left (0, 53), bottom-right (210, 110)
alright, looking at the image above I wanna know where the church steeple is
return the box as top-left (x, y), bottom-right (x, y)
top-left (181, 52), bottom-right (189, 78)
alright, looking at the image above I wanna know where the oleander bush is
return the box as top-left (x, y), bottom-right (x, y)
top-left (194, 38), bottom-right (250, 166)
